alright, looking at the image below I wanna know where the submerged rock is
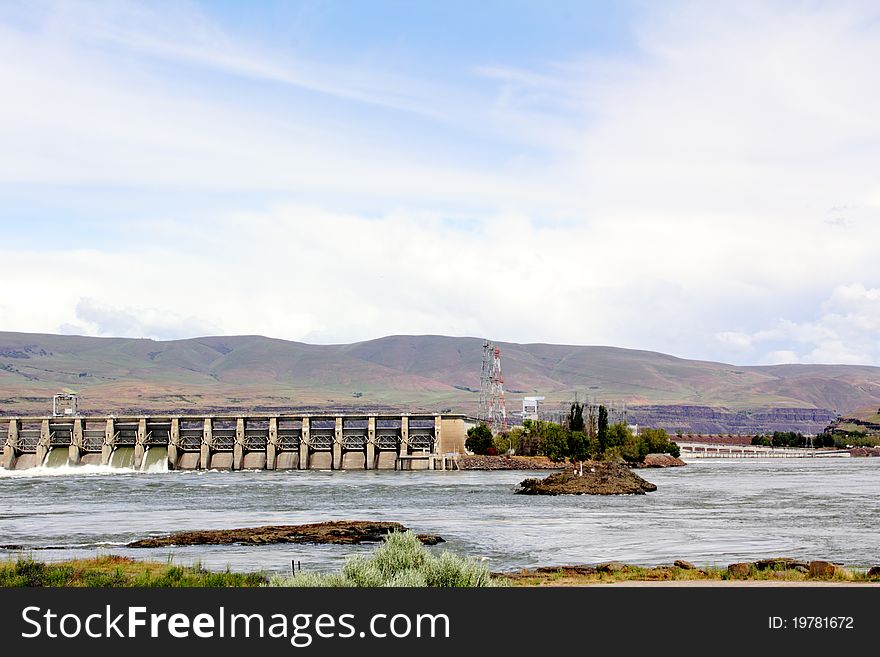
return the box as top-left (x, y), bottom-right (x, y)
top-left (515, 461), bottom-right (658, 495)
top-left (128, 520), bottom-right (443, 548)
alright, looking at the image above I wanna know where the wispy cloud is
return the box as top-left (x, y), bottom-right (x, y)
top-left (2, 1), bottom-right (880, 366)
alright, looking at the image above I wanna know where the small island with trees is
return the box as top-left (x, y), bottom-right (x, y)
top-left (465, 402), bottom-right (682, 495)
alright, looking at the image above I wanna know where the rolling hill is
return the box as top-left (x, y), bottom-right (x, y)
top-left (2, 332), bottom-right (879, 432)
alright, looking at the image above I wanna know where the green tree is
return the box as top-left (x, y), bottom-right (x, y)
top-left (621, 432), bottom-right (649, 463)
top-left (597, 405), bottom-right (609, 453)
top-left (568, 401), bottom-right (585, 433)
top-left (567, 431), bottom-right (592, 463)
top-left (539, 423), bottom-right (569, 461)
top-left (492, 433), bottom-right (511, 455)
top-left (640, 427), bottom-right (681, 458)
top-left (465, 423), bottom-right (494, 455)
top-left (605, 422), bottom-right (631, 450)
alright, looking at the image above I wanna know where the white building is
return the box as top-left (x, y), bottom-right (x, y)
top-left (522, 396), bottom-right (545, 422)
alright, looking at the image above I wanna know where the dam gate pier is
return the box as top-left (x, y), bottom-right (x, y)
top-left (1, 414), bottom-right (467, 472)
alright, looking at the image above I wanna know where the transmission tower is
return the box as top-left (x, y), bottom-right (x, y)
top-left (479, 340), bottom-right (508, 433)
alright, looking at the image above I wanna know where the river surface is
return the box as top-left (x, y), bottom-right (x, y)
top-left (1, 458), bottom-right (877, 574)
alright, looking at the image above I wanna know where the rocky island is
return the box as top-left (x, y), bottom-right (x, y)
top-left (516, 461), bottom-right (658, 495)
top-left (127, 520), bottom-right (444, 548)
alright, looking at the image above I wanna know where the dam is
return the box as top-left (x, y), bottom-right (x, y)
top-left (0, 413), bottom-right (467, 472)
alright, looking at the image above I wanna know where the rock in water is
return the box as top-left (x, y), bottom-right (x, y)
top-left (809, 560), bottom-right (837, 578)
top-left (128, 520), bottom-right (443, 548)
top-left (727, 562), bottom-right (753, 578)
top-left (515, 461), bottom-right (658, 495)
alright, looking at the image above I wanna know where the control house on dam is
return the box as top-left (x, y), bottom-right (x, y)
top-left (1, 414), bottom-right (468, 472)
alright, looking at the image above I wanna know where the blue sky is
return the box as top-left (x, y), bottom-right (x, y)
top-left (1, 0), bottom-right (879, 366)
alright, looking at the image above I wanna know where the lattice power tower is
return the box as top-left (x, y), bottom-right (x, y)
top-left (479, 340), bottom-right (508, 433)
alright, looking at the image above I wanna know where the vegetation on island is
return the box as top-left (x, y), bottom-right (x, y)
top-left (466, 402), bottom-right (680, 465)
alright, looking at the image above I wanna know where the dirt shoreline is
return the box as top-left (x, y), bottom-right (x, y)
top-left (499, 559), bottom-right (880, 586)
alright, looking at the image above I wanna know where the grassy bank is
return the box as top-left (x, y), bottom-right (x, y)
top-left (502, 564), bottom-right (880, 586)
top-left (0, 555), bottom-right (266, 587)
top-left (4, 549), bottom-right (878, 587)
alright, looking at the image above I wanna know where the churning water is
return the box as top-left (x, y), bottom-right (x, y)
top-left (0, 458), bottom-right (877, 574)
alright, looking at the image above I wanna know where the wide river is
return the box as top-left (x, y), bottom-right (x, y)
top-left (1, 457), bottom-right (877, 574)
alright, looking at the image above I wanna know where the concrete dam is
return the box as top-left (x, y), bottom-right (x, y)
top-left (1, 414), bottom-right (468, 471)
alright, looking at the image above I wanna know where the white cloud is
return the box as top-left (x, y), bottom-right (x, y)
top-left (1, 1), bottom-right (880, 366)
top-left (719, 284), bottom-right (880, 365)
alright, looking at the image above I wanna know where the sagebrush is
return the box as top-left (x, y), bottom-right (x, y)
top-left (270, 531), bottom-right (501, 587)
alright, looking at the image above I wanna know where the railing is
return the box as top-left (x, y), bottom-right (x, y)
top-left (376, 432), bottom-right (400, 450)
top-left (309, 433), bottom-right (333, 450)
top-left (82, 429), bottom-right (105, 451)
top-left (409, 433), bottom-right (434, 451)
top-left (48, 423), bottom-right (73, 446)
top-left (48, 430), bottom-right (72, 447)
top-left (212, 429), bottom-right (236, 451)
top-left (178, 425), bottom-right (203, 450)
top-left (114, 422), bottom-right (139, 446)
top-left (16, 429), bottom-right (40, 453)
top-left (244, 431), bottom-right (267, 450)
top-left (342, 433), bottom-right (367, 449)
top-left (278, 420), bottom-right (301, 450)
top-left (145, 421), bottom-right (171, 445)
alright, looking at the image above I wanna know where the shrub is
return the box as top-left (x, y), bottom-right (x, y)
top-left (492, 433), bottom-right (511, 454)
top-left (271, 531), bottom-right (502, 588)
top-left (465, 423), bottom-right (494, 455)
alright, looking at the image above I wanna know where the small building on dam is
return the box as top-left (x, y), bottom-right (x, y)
top-left (1, 414), bottom-right (468, 472)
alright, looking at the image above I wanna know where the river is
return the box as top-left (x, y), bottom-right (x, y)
top-left (0, 457), bottom-right (877, 574)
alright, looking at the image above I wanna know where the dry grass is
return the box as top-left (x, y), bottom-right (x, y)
top-left (500, 564), bottom-right (879, 586)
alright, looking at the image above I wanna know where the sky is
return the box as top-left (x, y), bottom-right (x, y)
top-left (1, 0), bottom-right (879, 366)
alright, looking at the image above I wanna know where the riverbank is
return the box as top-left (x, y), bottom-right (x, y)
top-left (0, 555), bottom-right (266, 587)
top-left (499, 559), bottom-right (880, 586)
top-left (4, 553), bottom-right (878, 587)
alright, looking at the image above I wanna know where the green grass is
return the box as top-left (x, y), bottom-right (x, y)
top-left (0, 555), bottom-right (266, 587)
top-left (271, 531), bottom-right (502, 587)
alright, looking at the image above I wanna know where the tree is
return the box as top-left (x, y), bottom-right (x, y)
top-left (568, 401), bottom-right (585, 433)
top-left (465, 423), bottom-right (494, 455)
top-left (621, 432), bottom-right (649, 463)
top-left (539, 423), bottom-right (569, 461)
top-left (492, 432), bottom-right (511, 455)
top-left (638, 428), bottom-right (681, 458)
top-left (567, 431), bottom-right (593, 463)
top-left (605, 422), bottom-right (631, 450)
top-left (597, 405), bottom-right (609, 453)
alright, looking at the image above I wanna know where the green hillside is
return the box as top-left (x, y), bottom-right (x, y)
top-left (1, 331), bottom-right (879, 416)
